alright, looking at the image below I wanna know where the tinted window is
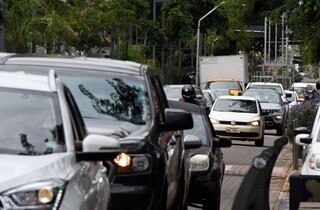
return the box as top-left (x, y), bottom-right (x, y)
top-left (184, 114), bottom-right (208, 145)
top-left (0, 88), bottom-right (65, 155)
top-left (213, 98), bottom-right (258, 113)
top-left (57, 70), bottom-right (149, 125)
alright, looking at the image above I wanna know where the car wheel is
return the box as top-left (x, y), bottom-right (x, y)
top-left (255, 139), bottom-right (264, 147)
top-left (255, 134), bottom-right (264, 147)
top-left (203, 182), bottom-right (221, 210)
top-left (276, 126), bottom-right (284, 136)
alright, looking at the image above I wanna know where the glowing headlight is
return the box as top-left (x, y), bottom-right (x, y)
top-left (248, 120), bottom-right (260, 126)
top-left (2, 179), bottom-right (65, 209)
top-left (275, 116), bottom-right (282, 120)
top-left (308, 154), bottom-right (320, 170)
top-left (114, 153), bottom-right (131, 167)
top-left (114, 153), bottom-right (151, 173)
top-left (210, 118), bottom-right (220, 125)
top-left (190, 154), bottom-right (210, 171)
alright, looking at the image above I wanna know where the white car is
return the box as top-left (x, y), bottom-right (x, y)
top-left (209, 95), bottom-right (266, 146)
top-left (284, 90), bottom-right (304, 112)
top-left (0, 71), bottom-right (120, 210)
top-left (295, 102), bottom-right (320, 165)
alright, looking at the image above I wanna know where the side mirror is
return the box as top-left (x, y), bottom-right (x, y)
top-left (261, 110), bottom-right (269, 116)
top-left (160, 108), bottom-right (193, 131)
top-left (76, 134), bottom-right (121, 161)
top-left (295, 133), bottom-right (311, 146)
top-left (294, 126), bottom-right (310, 136)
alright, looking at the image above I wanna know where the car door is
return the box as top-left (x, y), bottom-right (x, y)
top-left (149, 72), bottom-right (183, 208)
top-left (62, 89), bottom-right (110, 210)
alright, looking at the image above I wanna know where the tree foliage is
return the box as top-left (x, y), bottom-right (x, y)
top-left (1, 0), bottom-right (320, 74)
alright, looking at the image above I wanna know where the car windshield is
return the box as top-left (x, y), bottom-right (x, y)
top-left (58, 70), bottom-right (149, 125)
top-left (213, 98), bottom-right (258, 113)
top-left (208, 81), bottom-right (239, 90)
top-left (249, 85), bottom-right (283, 95)
top-left (184, 114), bottom-right (209, 145)
top-left (0, 88), bottom-right (65, 155)
top-left (243, 91), bottom-right (280, 104)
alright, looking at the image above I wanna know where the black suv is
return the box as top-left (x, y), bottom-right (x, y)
top-left (0, 55), bottom-right (198, 210)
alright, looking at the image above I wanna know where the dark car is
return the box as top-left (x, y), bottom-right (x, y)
top-left (0, 55), bottom-right (199, 210)
top-left (163, 84), bottom-right (209, 112)
top-left (243, 88), bottom-right (287, 135)
top-left (169, 100), bottom-right (232, 210)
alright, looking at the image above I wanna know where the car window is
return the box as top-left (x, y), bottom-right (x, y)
top-left (213, 98), bottom-right (258, 113)
top-left (208, 81), bottom-right (239, 89)
top-left (184, 114), bottom-right (208, 145)
top-left (0, 88), bottom-right (65, 155)
top-left (58, 70), bottom-right (149, 125)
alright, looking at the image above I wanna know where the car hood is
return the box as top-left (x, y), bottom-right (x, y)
top-left (210, 111), bottom-right (260, 121)
top-left (0, 153), bottom-right (76, 192)
top-left (260, 103), bottom-right (282, 110)
top-left (84, 118), bottom-right (146, 139)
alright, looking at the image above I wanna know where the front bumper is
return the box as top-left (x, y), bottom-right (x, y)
top-left (110, 174), bottom-right (156, 210)
top-left (264, 115), bottom-right (284, 129)
top-left (213, 124), bottom-right (263, 140)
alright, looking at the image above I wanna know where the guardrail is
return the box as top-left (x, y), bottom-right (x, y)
top-left (231, 136), bottom-right (288, 210)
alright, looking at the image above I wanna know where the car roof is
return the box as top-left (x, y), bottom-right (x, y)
top-left (0, 54), bottom-right (145, 75)
top-left (0, 71), bottom-right (54, 92)
top-left (206, 79), bottom-right (239, 82)
top-left (248, 82), bottom-right (282, 86)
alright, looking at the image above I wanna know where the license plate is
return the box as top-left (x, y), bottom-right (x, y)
top-left (226, 127), bottom-right (240, 133)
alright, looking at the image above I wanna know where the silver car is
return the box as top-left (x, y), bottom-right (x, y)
top-left (0, 70), bottom-right (120, 210)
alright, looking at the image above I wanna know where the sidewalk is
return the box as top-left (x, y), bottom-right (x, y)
top-left (270, 141), bottom-right (294, 210)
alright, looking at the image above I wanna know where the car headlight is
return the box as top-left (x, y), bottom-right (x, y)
top-left (275, 116), bottom-right (282, 120)
top-left (1, 179), bottom-right (66, 209)
top-left (190, 154), bottom-right (210, 171)
top-left (308, 154), bottom-right (320, 170)
top-left (114, 153), bottom-right (151, 173)
top-left (210, 118), bottom-right (220, 124)
top-left (248, 120), bottom-right (260, 126)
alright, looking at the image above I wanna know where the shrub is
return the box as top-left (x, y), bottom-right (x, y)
top-left (286, 98), bottom-right (319, 142)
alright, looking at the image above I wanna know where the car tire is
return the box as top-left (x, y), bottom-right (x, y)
top-left (276, 126), bottom-right (284, 136)
top-left (255, 138), bottom-right (264, 147)
top-left (203, 182), bottom-right (221, 210)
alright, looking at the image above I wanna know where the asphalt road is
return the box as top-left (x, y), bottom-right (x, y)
top-left (188, 130), bottom-right (281, 210)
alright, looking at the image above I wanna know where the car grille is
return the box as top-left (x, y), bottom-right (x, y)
top-left (264, 109), bottom-right (276, 114)
top-left (215, 131), bottom-right (260, 137)
top-left (219, 121), bottom-right (248, 125)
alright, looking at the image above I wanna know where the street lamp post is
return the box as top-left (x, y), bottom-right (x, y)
top-left (195, 1), bottom-right (225, 86)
